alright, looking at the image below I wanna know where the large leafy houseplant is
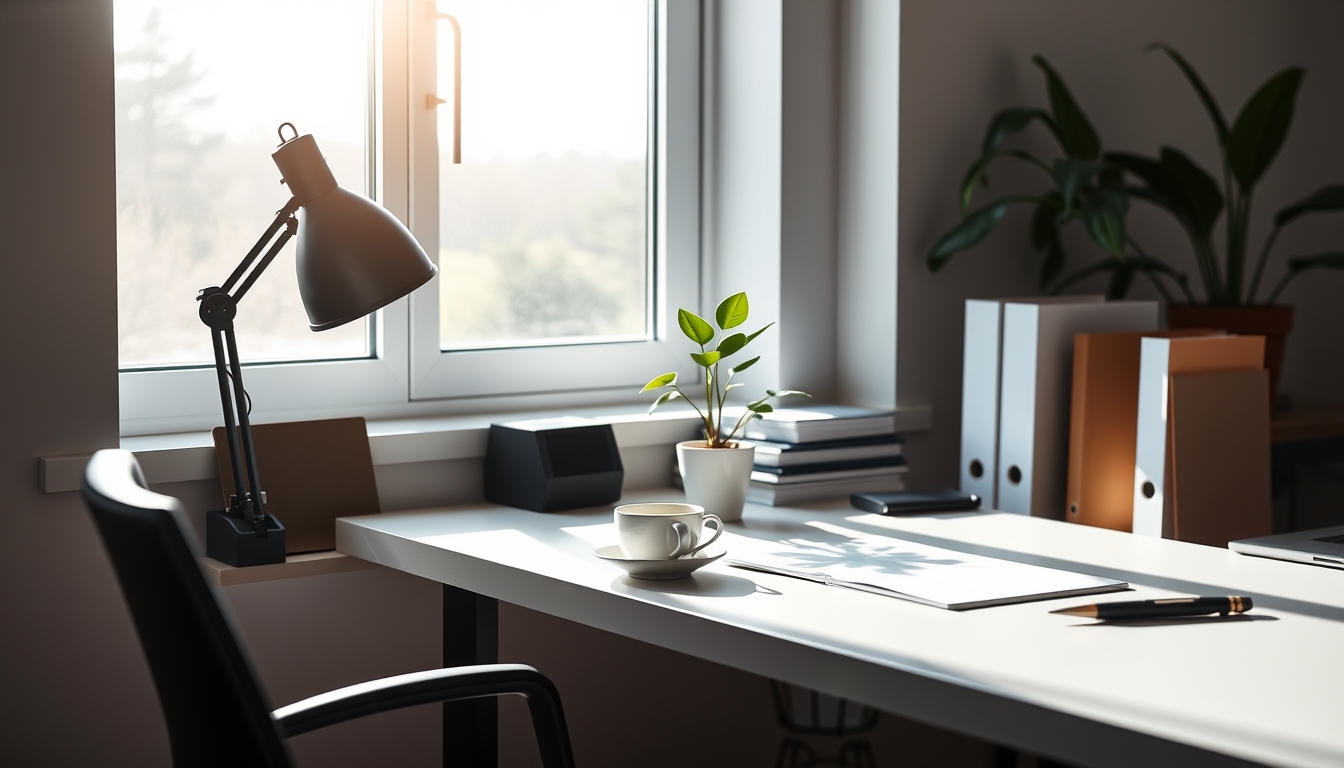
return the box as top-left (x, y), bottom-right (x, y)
top-left (641, 292), bottom-right (808, 447)
top-left (928, 47), bottom-right (1344, 305)
top-left (927, 55), bottom-right (1174, 299)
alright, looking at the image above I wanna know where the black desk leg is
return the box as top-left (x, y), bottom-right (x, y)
top-left (443, 585), bottom-right (499, 768)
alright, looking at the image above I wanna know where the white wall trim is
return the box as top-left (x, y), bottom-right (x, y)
top-left (40, 403), bottom-right (931, 493)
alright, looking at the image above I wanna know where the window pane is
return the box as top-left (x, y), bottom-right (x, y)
top-left (114, 0), bottom-right (372, 369)
top-left (437, 0), bottom-right (650, 349)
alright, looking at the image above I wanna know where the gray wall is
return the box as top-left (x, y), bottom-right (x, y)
top-left (0, 2), bottom-right (153, 764)
top-left (897, 0), bottom-right (1344, 490)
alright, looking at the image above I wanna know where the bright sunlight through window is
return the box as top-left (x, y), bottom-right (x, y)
top-left (113, 0), bottom-right (372, 369)
top-left (436, 1), bottom-right (652, 349)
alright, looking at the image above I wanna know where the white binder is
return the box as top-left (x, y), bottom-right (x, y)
top-left (959, 296), bottom-right (1103, 507)
top-left (996, 300), bottom-right (1159, 518)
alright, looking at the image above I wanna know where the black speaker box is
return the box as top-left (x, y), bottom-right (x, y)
top-left (484, 418), bottom-right (624, 512)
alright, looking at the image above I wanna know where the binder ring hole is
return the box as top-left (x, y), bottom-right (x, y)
top-left (1141, 481), bottom-right (1156, 499)
top-left (1069, 503), bottom-right (1078, 516)
top-left (1006, 466), bottom-right (1022, 486)
top-left (969, 460), bottom-right (984, 479)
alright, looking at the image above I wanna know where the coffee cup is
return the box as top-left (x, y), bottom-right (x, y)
top-left (615, 502), bottom-right (724, 560)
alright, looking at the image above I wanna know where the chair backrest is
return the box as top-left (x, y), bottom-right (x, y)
top-left (82, 449), bottom-right (291, 768)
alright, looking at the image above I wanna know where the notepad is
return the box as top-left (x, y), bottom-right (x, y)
top-left (726, 522), bottom-right (1127, 610)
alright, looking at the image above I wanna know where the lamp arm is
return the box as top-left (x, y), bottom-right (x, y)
top-left (221, 197), bottom-right (301, 296)
top-left (196, 197), bottom-right (300, 535)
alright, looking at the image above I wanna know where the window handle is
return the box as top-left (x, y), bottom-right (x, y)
top-left (428, 4), bottom-right (461, 164)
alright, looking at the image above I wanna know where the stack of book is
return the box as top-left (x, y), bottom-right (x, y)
top-left (742, 405), bottom-right (906, 506)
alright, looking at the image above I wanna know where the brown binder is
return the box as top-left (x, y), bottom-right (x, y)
top-left (1065, 329), bottom-right (1218, 530)
top-left (213, 417), bottom-right (381, 554)
top-left (1168, 369), bottom-right (1272, 547)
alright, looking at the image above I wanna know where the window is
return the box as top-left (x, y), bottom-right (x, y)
top-left (114, 0), bottom-right (374, 368)
top-left (115, 0), bottom-right (701, 434)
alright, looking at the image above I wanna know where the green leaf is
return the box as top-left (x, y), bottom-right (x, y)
top-left (717, 333), bottom-right (747, 357)
top-left (960, 149), bottom-right (1052, 214)
top-left (1112, 149), bottom-right (1223, 239)
top-left (1104, 151), bottom-right (1167, 190)
top-left (714, 292), bottom-right (750, 329)
top-left (1052, 158), bottom-right (1104, 218)
top-left (980, 108), bottom-right (1049, 156)
top-left (690, 351), bottom-right (721, 367)
top-left (1287, 251), bottom-right (1344, 272)
top-left (1159, 147), bottom-right (1223, 238)
top-left (767, 389), bottom-right (811, 399)
top-left (959, 108), bottom-right (1050, 213)
top-left (927, 197), bottom-right (1030, 271)
top-left (677, 308), bottom-right (715, 345)
top-left (1227, 67), bottom-right (1305, 190)
top-left (744, 323), bottom-right (774, 345)
top-left (1082, 188), bottom-right (1128, 258)
top-left (647, 390), bottom-right (682, 414)
top-left (1275, 184), bottom-right (1344, 228)
top-left (1032, 55), bottom-right (1100, 160)
top-left (959, 154), bottom-right (996, 214)
top-left (729, 356), bottom-right (760, 375)
top-left (640, 372), bottom-right (677, 392)
top-left (747, 401), bottom-right (774, 414)
top-left (1146, 44), bottom-right (1228, 145)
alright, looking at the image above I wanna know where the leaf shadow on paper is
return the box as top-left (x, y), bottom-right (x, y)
top-left (769, 536), bottom-right (964, 578)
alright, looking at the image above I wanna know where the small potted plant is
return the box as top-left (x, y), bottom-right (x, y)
top-left (642, 292), bottom-right (808, 522)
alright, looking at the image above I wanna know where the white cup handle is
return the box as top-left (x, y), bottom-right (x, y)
top-left (667, 521), bottom-right (694, 559)
top-left (686, 514), bottom-right (724, 557)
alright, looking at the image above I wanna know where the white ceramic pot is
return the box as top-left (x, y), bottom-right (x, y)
top-left (676, 440), bottom-right (755, 523)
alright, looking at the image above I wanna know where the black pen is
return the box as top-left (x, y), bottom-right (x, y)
top-left (1051, 596), bottom-right (1253, 620)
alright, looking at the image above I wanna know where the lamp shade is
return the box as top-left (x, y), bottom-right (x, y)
top-left (272, 134), bottom-right (437, 331)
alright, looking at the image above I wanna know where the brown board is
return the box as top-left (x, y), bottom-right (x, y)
top-left (1168, 369), bottom-right (1272, 548)
top-left (213, 417), bottom-right (380, 554)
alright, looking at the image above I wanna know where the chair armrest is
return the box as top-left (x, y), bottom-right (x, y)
top-left (272, 663), bottom-right (574, 768)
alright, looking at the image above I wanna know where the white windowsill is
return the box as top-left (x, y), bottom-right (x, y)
top-left (40, 403), bottom-right (933, 493)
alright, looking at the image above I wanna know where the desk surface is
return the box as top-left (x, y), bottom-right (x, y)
top-left (337, 492), bottom-right (1344, 768)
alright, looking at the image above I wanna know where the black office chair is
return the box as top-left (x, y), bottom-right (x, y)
top-left (81, 448), bottom-right (575, 768)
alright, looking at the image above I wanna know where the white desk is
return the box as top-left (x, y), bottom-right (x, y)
top-left (337, 492), bottom-right (1344, 768)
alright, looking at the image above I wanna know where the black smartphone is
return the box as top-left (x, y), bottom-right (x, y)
top-left (850, 488), bottom-right (981, 515)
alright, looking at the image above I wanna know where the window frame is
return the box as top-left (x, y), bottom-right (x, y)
top-left (117, 0), bottom-right (702, 436)
top-left (407, 0), bottom-right (700, 400)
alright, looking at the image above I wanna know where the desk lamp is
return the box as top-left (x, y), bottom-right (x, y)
top-left (200, 123), bottom-right (437, 566)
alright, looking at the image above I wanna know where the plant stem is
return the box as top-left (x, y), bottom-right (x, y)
top-left (1139, 266), bottom-right (1174, 302)
top-left (1004, 149), bottom-right (1055, 177)
top-left (1127, 236), bottom-right (1195, 303)
top-left (1265, 270), bottom-right (1297, 305)
top-left (1226, 194), bottom-right (1251, 305)
top-left (670, 384), bottom-right (709, 427)
top-left (1190, 236), bottom-right (1222, 304)
top-left (713, 361), bottom-right (724, 444)
top-left (1246, 225), bottom-right (1281, 304)
top-left (726, 409), bottom-right (754, 444)
top-left (709, 360), bottom-right (720, 446)
top-left (1222, 152), bottom-right (1238, 304)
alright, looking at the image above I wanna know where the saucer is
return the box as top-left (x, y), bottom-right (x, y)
top-left (593, 545), bottom-right (726, 580)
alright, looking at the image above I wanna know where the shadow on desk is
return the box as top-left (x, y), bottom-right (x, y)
top-left (1068, 614), bottom-right (1280, 628)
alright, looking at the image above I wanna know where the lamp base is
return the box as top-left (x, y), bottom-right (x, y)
top-left (206, 510), bottom-right (286, 567)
